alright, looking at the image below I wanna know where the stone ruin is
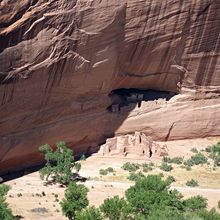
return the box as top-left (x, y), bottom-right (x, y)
top-left (97, 132), bottom-right (168, 158)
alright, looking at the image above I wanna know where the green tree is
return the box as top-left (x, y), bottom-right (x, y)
top-left (0, 185), bottom-right (14, 220)
top-left (148, 207), bottom-right (185, 220)
top-left (39, 141), bottom-right (80, 185)
top-left (125, 175), bottom-right (183, 217)
top-left (100, 196), bottom-right (132, 220)
top-left (183, 195), bottom-right (207, 211)
top-left (60, 182), bottom-right (89, 220)
top-left (196, 208), bottom-right (220, 220)
top-left (75, 206), bottom-right (103, 220)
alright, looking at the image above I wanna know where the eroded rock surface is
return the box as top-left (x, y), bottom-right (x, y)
top-left (0, 0), bottom-right (220, 174)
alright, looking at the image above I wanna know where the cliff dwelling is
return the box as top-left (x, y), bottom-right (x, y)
top-left (107, 88), bottom-right (177, 112)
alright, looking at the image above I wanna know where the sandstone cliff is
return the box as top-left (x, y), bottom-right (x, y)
top-left (0, 0), bottom-right (220, 174)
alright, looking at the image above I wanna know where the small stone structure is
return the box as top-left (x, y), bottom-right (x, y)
top-left (98, 132), bottom-right (168, 157)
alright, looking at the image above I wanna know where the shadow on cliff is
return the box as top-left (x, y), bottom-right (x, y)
top-left (0, 88), bottom-right (176, 182)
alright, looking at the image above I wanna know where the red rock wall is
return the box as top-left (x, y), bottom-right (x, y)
top-left (0, 0), bottom-right (220, 174)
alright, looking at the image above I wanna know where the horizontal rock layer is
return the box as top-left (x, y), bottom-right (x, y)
top-left (0, 0), bottom-right (220, 174)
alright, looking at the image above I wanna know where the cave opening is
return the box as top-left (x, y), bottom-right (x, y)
top-left (107, 88), bottom-right (177, 112)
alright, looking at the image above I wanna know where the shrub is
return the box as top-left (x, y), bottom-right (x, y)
top-left (0, 185), bottom-right (14, 220)
top-left (76, 206), bottom-right (103, 220)
top-left (80, 154), bottom-right (86, 161)
top-left (142, 163), bottom-right (153, 173)
top-left (191, 148), bottom-right (199, 153)
top-left (214, 155), bottom-right (220, 166)
top-left (183, 159), bottom-right (194, 167)
top-left (205, 146), bottom-right (212, 153)
top-left (39, 141), bottom-right (79, 185)
top-left (99, 168), bottom-right (115, 176)
top-left (106, 167), bottom-right (114, 173)
top-left (185, 166), bottom-right (192, 171)
top-left (163, 157), bottom-right (172, 163)
top-left (31, 207), bottom-right (48, 213)
top-left (171, 157), bottom-right (183, 165)
top-left (207, 142), bottom-right (220, 166)
top-left (166, 176), bottom-right (176, 184)
top-left (127, 172), bottom-right (145, 181)
top-left (122, 162), bottom-right (140, 172)
top-left (191, 153), bottom-right (207, 165)
top-left (61, 182), bottom-right (89, 220)
top-left (160, 163), bottom-right (173, 172)
top-left (99, 169), bottom-right (108, 176)
top-left (183, 195), bottom-right (207, 211)
top-left (75, 163), bottom-right (81, 173)
top-left (186, 179), bottom-right (199, 187)
top-left (218, 201), bottom-right (220, 209)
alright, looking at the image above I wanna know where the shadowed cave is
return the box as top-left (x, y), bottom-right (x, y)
top-left (107, 88), bottom-right (177, 112)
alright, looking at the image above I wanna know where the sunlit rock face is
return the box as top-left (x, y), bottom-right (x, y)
top-left (0, 0), bottom-right (220, 174)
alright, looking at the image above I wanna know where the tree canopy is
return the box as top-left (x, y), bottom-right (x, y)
top-left (39, 141), bottom-right (81, 185)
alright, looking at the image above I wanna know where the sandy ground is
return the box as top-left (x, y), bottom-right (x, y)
top-left (3, 137), bottom-right (220, 220)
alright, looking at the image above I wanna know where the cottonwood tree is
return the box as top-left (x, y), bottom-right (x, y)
top-left (39, 141), bottom-right (81, 185)
top-left (60, 182), bottom-right (89, 220)
top-left (0, 185), bottom-right (14, 220)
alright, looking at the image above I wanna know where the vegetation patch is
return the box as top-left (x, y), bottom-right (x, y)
top-left (186, 179), bottom-right (199, 187)
top-left (160, 162), bottom-right (173, 172)
top-left (122, 162), bottom-right (140, 172)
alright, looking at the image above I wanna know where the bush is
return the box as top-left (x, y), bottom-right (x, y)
top-left (207, 142), bottom-right (220, 166)
top-left (160, 163), bottom-right (173, 172)
top-left (0, 185), bottom-right (14, 220)
top-left (171, 157), bottom-right (183, 165)
top-left (183, 195), bottom-right (207, 211)
top-left (106, 167), bottom-right (114, 173)
top-left (99, 169), bottom-right (108, 176)
top-left (205, 146), bottom-right (212, 153)
top-left (163, 157), bottom-right (183, 164)
top-left (163, 157), bottom-right (172, 163)
top-left (122, 162), bottom-right (140, 172)
top-left (191, 148), bottom-right (199, 153)
top-left (31, 207), bottom-right (48, 213)
top-left (218, 201), bottom-right (220, 209)
top-left (80, 154), bottom-right (86, 161)
top-left (184, 159), bottom-right (194, 167)
top-left (127, 172), bottom-right (145, 181)
top-left (99, 167), bottom-right (115, 176)
top-left (75, 206), bottom-right (103, 220)
top-left (142, 163), bottom-right (153, 173)
top-left (191, 153), bottom-right (207, 165)
top-left (185, 166), bottom-right (192, 171)
top-left (61, 182), bottom-right (89, 219)
top-left (186, 179), bottom-right (199, 187)
top-left (212, 155), bottom-right (220, 167)
top-left (39, 141), bottom-right (80, 185)
top-left (166, 176), bottom-right (176, 184)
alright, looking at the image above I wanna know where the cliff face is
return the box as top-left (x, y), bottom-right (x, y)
top-left (0, 0), bottom-right (220, 174)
